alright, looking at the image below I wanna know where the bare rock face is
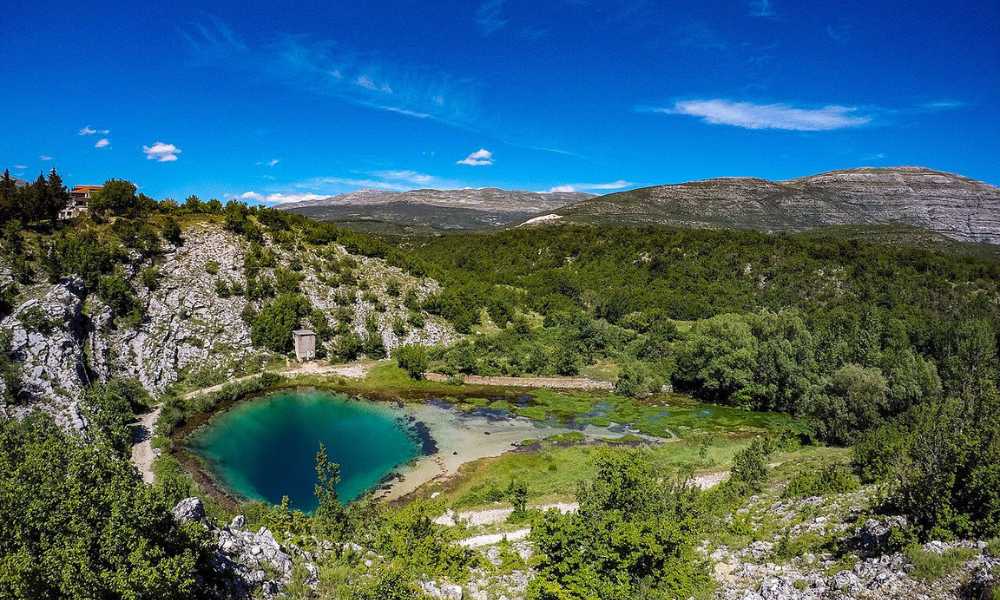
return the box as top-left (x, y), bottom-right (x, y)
top-left (4, 221), bottom-right (455, 429)
top-left (0, 278), bottom-right (89, 430)
top-left (92, 225), bottom-right (256, 392)
top-left (171, 497), bottom-right (316, 600)
top-left (555, 167), bottom-right (1000, 245)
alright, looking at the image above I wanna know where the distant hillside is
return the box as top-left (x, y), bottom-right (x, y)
top-left (543, 167), bottom-right (1000, 244)
top-left (278, 188), bottom-right (593, 232)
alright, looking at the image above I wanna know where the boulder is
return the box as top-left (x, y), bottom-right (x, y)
top-left (855, 516), bottom-right (907, 557)
top-left (171, 497), bottom-right (205, 524)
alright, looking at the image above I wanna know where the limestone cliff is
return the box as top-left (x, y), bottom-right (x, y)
top-left (0, 222), bottom-right (454, 429)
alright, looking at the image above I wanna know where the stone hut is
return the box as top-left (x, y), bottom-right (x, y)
top-left (292, 329), bottom-right (316, 362)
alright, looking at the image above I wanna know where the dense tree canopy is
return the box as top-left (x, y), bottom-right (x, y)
top-left (0, 414), bottom-right (216, 599)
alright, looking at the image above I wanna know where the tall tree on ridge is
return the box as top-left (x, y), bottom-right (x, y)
top-left (45, 168), bottom-right (69, 224)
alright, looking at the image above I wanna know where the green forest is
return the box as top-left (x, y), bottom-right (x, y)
top-left (1, 173), bottom-right (998, 599)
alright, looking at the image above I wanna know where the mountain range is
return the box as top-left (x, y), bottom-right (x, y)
top-left (277, 188), bottom-right (593, 233)
top-left (279, 167), bottom-right (1000, 244)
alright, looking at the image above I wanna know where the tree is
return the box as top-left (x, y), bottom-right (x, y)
top-left (394, 344), bottom-right (429, 379)
top-left (44, 169), bottom-right (69, 224)
top-left (673, 313), bottom-right (758, 406)
top-left (23, 174), bottom-right (50, 223)
top-left (529, 449), bottom-right (708, 599)
top-left (313, 443), bottom-right (344, 531)
top-left (89, 179), bottom-right (139, 217)
top-left (162, 216), bottom-right (183, 246)
top-left (0, 169), bottom-right (18, 223)
top-left (508, 479), bottom-right (528, 518)
top-left (250, 293), bottom-right (312, 353)
top-left (808, 364), bottom-right (889, 444)
top-left (0, 413), bottom-right (217, 599)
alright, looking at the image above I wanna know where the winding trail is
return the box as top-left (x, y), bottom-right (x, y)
top-left (450, 471), bottom-right (728, 548)
top-left (180, 360), bottom-right (375, 401)
top-left (130, 406), bottom-right (161, 484)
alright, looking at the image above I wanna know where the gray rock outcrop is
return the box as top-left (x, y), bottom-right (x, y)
top-left (171, 497), bottom-right (316, 600)
top-left (0, 277), bottom-right (89, 430)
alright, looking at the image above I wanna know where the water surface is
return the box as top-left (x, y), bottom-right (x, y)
top-left (187, 389), bottom-right (420, 511)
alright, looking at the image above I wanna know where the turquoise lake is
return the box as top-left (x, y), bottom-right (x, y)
top-left (187, 389), bottom-right (421, 511)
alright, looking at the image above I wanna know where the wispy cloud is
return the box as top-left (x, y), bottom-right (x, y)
top-left (826, 24), bottom-right (851, 43)
top-left (180, 18), bottom-right (479, 128)
top-left (13, 165), bottom-right (27, 170)
top-left (241, 168), bottom-right (467, 204)
top-left (371, 170), bottom-right (437, 186)
top-left (40, 155), bottom-right (53, 161)
top-left (457, 148), bottom-right (494, 166)
top-left (143, 141), bottom-right (182, 162)
top-left (79, 125), bottom-right (110, 136)
top-left (476, 0), bottom-right (508, 35)
top-left (920, 100), bottom-right (966, 111)
top-left (647, 99), bottom-right (871, 131)
top-left (257, 159), bottom-right (280, 167)
top-left (94, 138), bottom-right (110, 149)
top-left (546, 180), bottom-right (631, 193)
top-left (748, 0), bottom-right (775, 17)
top-left (238, 191), bottom-right (329, 204)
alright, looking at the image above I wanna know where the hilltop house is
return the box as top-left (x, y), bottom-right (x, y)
top-left (59, 185), bottom-right (102, 220)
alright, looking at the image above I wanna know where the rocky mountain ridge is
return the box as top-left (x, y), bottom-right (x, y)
top-left (278, 188), bottom-right (594, 232)
top-left (546, 167), bottom-right (1000, 244)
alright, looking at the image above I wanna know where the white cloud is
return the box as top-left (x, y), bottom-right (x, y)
top-left (659, 99), bottom-right (870, 131)
top-left (546, 180), bottom-right (631, 193)
top-left (78, 125), bottom-right (110, 136)
top-left (921, 100), bottom-right (965, 111)
top-left (372, 170), bottom-right (436, 185)
top-left (457, 148), bottom-right (494, 166)
top-left (14, 164), bottom-right (28, 170)
top-left (296, 177), bottom-right (411, 192)
top-left (749, 0), bottom-right (775, 17)
top-left (94, 138), bottom-right (110, 149)
top-left (256, 159), bottom-right (280, 167)
top-left (262, 192), bottom-right (328, 204)
top-left (143, 141), bottom-right (182, 162)
top-left (239, 191), bottom-right (264, 201)
top-left (355, 75), bottom-right (391, 93)
top-left (40, 155), bottom-right (53, 161)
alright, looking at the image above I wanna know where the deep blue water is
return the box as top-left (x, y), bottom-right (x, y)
top-left (187, 389), bottom-right (420, 511)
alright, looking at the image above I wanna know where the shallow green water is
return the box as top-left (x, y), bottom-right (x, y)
top-left (187, 389), bottom-right (420, 511)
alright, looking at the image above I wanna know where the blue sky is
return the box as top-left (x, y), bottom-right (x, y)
top-left (2, 0), bottom-right (998, 202)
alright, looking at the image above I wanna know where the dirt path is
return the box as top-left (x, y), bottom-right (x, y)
top-left (435, 503), bottom-right (578, 527)
top-left (458, 528), bottom-right (532, 548)
top-left (130, 406), bottom-right (161, 484)
top-left (181, 360), bottom-right (375, 401)
top-left (449, 473), bottom-right (728, 548)
top-left (424, 372), bottom-right (613, 390)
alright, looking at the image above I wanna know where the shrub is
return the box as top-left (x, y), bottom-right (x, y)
top-left (140, 266), bottom-right (161, 290)
top-left (782, 463), bottom-right (860, 498)
top-left (728, 436), bottom-right (774, 494)
top-left (161, 217), bottom-right (183, 245)
top-left (395, 344), bottom-right (429, 380)
top-left (251, 293), bottom-right (312, 353)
